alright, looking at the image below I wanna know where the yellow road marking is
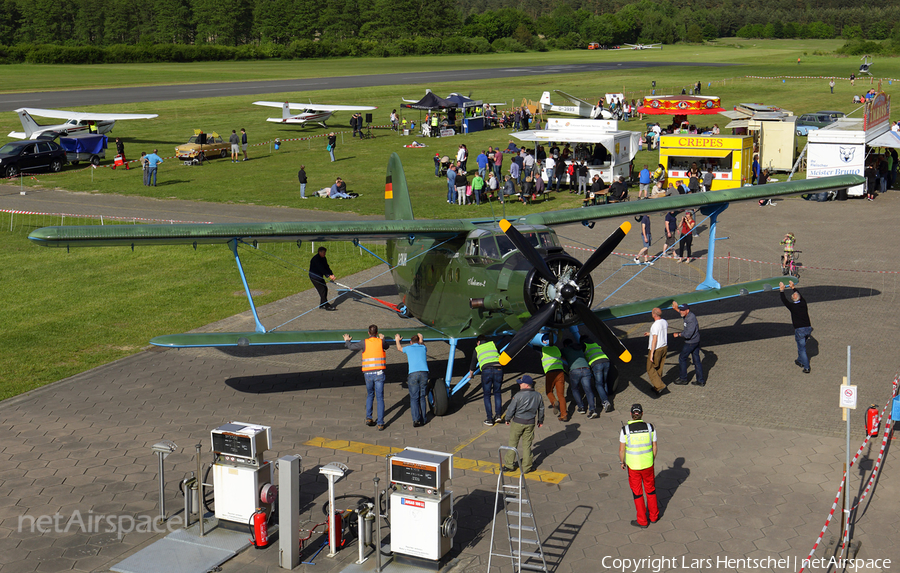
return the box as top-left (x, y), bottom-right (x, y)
top-left (451, 427), bottom-right (492, 454)
top-left (305, 436), bottom-right (567, 484)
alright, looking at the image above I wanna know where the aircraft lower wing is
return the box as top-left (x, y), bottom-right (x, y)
top-left (596, 277), bottom-right (786, 322)
top-left (150, 326), bottom-right (456, 348)
top-left (19, 108), bottom-right (158, 120)
top-left (252, 101), bottom-right (376, 112)
top-left (29, 174), bottom-right (864, 249)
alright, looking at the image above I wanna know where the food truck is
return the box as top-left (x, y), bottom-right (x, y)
top-left (513, 121), bottom-right (640, 184)
top-left (659, 134), bottom-right (753, 191)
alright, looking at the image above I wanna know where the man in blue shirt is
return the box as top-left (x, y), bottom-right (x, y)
top-left (330, 177), bottom-right (351, 199)
top-left (395, 333), bottom-right (429, 427)
top-left (476, 150), bottom-right (489, 179)
top-left (671, 302), bottom-right (705, 386)
top-left (145, 149), bottom-right (163, 186)
top-left (446, 164), bottom-right (457, 204)
top-left (638, 165), bottom-right (652, 200)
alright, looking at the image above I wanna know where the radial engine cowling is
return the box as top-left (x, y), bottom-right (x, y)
top-left (522, 253), bottom-right (593, 328)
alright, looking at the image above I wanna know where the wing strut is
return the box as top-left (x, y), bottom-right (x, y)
top-left (697, 203), bottom-right (728, 290)
top-left (231, 239), bottom-right (266, 333)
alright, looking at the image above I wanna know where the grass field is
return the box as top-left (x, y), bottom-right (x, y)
top-left (0, 38), bottom-right (890, 399)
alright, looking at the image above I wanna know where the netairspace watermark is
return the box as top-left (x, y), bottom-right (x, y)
top-left (19, 511), bottom-right (186, 539)
top-left (600, 555), bottom-right (892, 572)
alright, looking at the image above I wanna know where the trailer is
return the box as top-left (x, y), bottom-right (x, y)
top-left (59, 133), bottom-right (107, 166)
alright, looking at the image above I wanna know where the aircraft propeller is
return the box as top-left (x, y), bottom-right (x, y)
top-left (497, 219), bottom-right (633, 365)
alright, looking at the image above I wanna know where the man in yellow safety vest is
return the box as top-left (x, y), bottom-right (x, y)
top-left (618, 403), bottom-right (659, 528)
top-left (468, 335), bottom-right (503, 426)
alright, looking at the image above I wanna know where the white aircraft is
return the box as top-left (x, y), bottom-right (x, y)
top-left (616, 43), bottom-right (662, 50)
top-left (539, 90), bottom-right (613, 120)
top-left (9, 108), bottom-right (159, 140)
top-left (252, 101), bottom-right (376, 128)
top-left (859, 55), bottom-right (873, 76)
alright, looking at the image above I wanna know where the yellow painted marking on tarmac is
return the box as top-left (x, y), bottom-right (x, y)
top-left (305, 436), bottom-right (567, 484)
top-left (452, 427), bottom-right (492, 454)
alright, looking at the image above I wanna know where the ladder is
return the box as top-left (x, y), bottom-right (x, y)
top-left (487, 446), bottom-right (548, 572)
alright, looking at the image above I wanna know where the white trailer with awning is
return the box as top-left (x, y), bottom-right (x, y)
top-left (513, 127), bottom-right (640, 184)
top-left (806, 91), bottom-right (891, 197)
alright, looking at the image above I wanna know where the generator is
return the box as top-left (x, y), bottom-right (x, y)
top-left (388, 448), bottom-right (456, 561)
top-left (210, 422), bottom-right (275, 524)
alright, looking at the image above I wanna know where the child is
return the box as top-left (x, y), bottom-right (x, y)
top-left (780, 233), bottom-right (796, 274)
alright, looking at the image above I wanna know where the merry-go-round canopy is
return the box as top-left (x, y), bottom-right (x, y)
top-left (638, 95), bottom-right (726, 116)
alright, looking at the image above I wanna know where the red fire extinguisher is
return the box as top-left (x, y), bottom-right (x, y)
top-left (329, 511), bottom-right (344, 549)
top-left (866, 405), bottom-right (880, 437)
top-left (250, 508), bottom-right (269, 549)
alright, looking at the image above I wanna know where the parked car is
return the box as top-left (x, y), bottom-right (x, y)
top-left (0, 140), bottom-right (67, 178)
top-left (175, 131), bottom-right (230, 163)
top-left (796, 111), bottom-right (846, 136)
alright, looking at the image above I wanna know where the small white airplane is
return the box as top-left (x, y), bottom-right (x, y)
top-left (616, 43), bottom-right (662, 50)
top-left (539, 90), bottom-right (613, 120)
top-left (252, 101), bottom-right (376, 128)
top-left (9, 108), bottom-right (159, 140)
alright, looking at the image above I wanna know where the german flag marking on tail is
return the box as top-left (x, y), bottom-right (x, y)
top-left (385, 176), bottom-right (393, 200)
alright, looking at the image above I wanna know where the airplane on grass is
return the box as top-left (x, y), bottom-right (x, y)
top-left (616, 43), bottom-right (662, 50)
top-left (252, 101), bottom-right (376, 128)
top-left (28, 156), bottom-right (861, 416)
top-left (8, 108), bottom-right (159, 140)
top-left (540, 91), bottom-right (614, 120)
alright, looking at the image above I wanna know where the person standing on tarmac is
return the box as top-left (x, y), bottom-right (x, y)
top-left (309, 247), bottom-right (336, 311)
top-left (503, 375), bottom-right (544, 474)
top-left (671, 302), bottom-right (705, 386)
top-left (344, 325), bottom-right (392, 431)
top-left (468, 335), bottom-right (503, 426)
top-left (581, 334), bottom-right (612, 413)
top-left (540, 342), bottom-right (568, 421)
top-left (395, 333), bottom-right (429, 427)
top-left (780, 281), bottom-right (812, 373)
top-left (619, 403), bottom-right (659, 528)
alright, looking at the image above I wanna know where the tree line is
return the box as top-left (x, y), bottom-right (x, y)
top-left (1, 0), bottom-right (900, 64)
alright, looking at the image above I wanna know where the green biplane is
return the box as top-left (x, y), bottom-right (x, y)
top-left (29, 154), bottom-right (862, 415)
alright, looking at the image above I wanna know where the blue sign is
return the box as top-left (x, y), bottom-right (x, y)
top-left (892, 396), bottom-right (900, 422)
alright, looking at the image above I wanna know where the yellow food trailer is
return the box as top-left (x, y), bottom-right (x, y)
top-left (659, 135), bottom-right (753, 191)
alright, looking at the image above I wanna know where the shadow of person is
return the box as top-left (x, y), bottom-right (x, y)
top-left (655, 456), bottom-right (690, 516)
top-left (531, 423), bottom-right (582, 471)
top-left (699, 348), bottom-right (718, 382)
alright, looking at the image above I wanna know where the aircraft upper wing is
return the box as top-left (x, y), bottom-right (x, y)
top-left (554, 90), bottom-right (592, 107)
top-left (518, 174), bottom-right (864, 228)
top-left (252, 101), bottom-right (376, 112)
top-left (29, 175), bottom-right (864, 249)
top-left (19, 108), bottom-right (158, 120)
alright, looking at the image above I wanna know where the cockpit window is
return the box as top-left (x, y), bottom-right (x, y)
top-left (480, 237), bottom-right (500, 259)
top-left (496, 235), bottom-right (516, 257)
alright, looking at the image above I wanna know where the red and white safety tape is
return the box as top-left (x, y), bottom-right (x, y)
top-left (797, 376), bottom-right (898, 572)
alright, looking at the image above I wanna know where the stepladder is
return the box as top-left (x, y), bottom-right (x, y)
top-left (487, 446), bottom-right (548, 572)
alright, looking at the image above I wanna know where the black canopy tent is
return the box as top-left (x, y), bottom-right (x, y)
top-left (401, 92), bottom-right (459, 137)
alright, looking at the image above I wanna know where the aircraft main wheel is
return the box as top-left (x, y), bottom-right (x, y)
top-left (50, 159), bottom-right (62, 172)
top-left (6, 165), bottom-right (18, 178)
top-left (90, 155), bottom-right (100, 167)
top-left (431, 380), bottom-right (450, 416)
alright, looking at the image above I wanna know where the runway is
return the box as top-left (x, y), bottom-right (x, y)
top-left (0, 61), bottom-right (732, 111)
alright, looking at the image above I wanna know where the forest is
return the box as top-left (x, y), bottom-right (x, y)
top-left (1, 0), bottom-right (899, 63)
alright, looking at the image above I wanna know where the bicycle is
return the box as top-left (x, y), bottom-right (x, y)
top-left (782, 250), bottom-right (802, 279)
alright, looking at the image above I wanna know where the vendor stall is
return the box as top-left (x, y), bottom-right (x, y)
top-left (659, 134), bottom-right (753, 191)
top-left (445, 93), bottom-right (486, 134)
top-left (401, 92), bottom-right (458, 137)
top-left (513, 127), bottom-right (640, 184)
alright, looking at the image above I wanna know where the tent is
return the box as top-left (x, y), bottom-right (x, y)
top-left (445, 93), bottom-right (482, 109)
top-left (401, 92), bottom-right (458, 110)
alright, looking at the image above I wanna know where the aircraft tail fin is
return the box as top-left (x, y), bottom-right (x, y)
top-left (15, 109), bottom-right (40, 139)
top-left (385, 153), bottom-right (414, 221)
top-left (539, 91), bottom-right (552, 111)
top-left (282, 102), bottom-right (291, 120)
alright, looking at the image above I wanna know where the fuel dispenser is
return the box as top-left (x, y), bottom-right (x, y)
top-left (388, 448), bottom-right (457, 562)
top-left (209, 422), bottom-right (275, 525)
